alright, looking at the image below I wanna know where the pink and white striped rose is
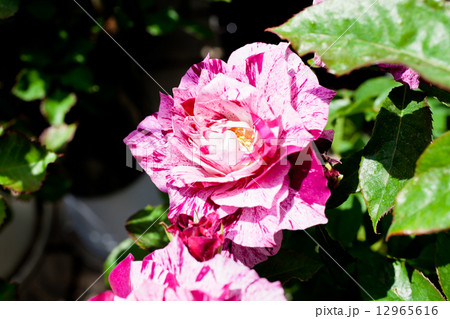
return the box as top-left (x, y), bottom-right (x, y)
top-left (90, 236), bottom-right (286, 301)
top-left (125, 42), bottom-right (335, 267)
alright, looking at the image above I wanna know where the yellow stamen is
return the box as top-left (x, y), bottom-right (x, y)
top-left (229, 127), bottom-right (255, 151)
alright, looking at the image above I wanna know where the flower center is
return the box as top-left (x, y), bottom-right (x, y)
top-left (228, 127), bottom-right (255, 152)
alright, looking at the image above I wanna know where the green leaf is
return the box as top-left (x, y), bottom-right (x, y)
top-left (0, 120), bottom-right (15, 136)
top-left (0, 195), bottom-right (6, 229)
top-left (40, 91), bottom-right (77, 125)
top-left (60, 66), bottom-right (94, 92)
top-left (145, 7), bottom-right (180, 36)
top-left (354, 77), bottom-right (400, 104)
top-left (325, 194), bottom-right (365, 246)
top-left (420, 83), bottom-right (450, 107)
top-left (359, 86), bottom-right (432, 231)
top-left (40, 123), bottom-right (77, 152)
top-left (24, 0), bottom-right (55, 20)
top-left (103, 238), bottom-right (148, 289)
top-left (36, 173), bottom-right (72, 202)
top-left (182, 21), bottom-right (214, 40)
top-left (0, 279), bottom-right (16, 301)
top-left (415, 131), bottom-right (450, 175)
top-left (354, 249), bottom-right (409, 300)
top-left (270, 0), bottom-right (450, 89)
top-left (12, 69), bottom-right (47, 101)
top-left (424, 0), bottom-right (447, 9)
top-left (125, 205), bottom-right (170, 251)
top-left (339, 77), bottom-right (401, 118)
top-left (410, 270), bottom-right (445, 301)
top-left (0, 132), bottom-right (57, 193)
top-left (354, 249), bottom-right (444, 301)
top-left (428, 97), bottom-right (450, 138)
top-left (385, 261), bottom-right (414, 301)
top-left (436, 233), bottom-right (450, 299)
top-left (389, 169), bottom-right (450, 237)
top-left (404, 242), bottom-right (436, 276)
top-left (254, 249), bottom-right (323, 283)
top-left (328, 90), bottom-right (353, 121)
top-left (388, 132), bottom-right (450, 237)
top-left (0, 0), bottom-right (19, 19)
top-left (326, 150), bottom-right (362, 208)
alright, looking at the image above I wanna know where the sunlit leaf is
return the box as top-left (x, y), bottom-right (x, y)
top-left (428, 97), bottom-right (450, 138)
top-left (270, 0), bottom-right (450, 89)
top-left (388, 132), bottom-right (450, 237)
top-left (0, 132), bottom-right (57, 192)
top-left (333, 77), bottom-right (401, 119)
top-left (410, 270), bottom-right (445, 301)
top-left (125, 205), bottom-right (170, 251)
top-left (12, 69), bottom-right (46, 101)
top-left (40, 123), bottom-right (77, 152)
top-left (40, 91), bottom-right (77, 125)
top-left (415, 131), bottom-right (450, 175)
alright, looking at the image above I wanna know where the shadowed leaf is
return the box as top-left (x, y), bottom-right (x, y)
top-left (359, 86), bottom-right (432, 231)
top-left (326, 150), bottom-right (362, 209)
top-left (0, 0), bottom-right (19, 19)
top-left (436, 233), bottom-right (450, 299)
top-left (354, 250), bottom-right (445, 301)
top-left (254, 248), bottom-right (323, 283)
top-left (325, 194), bottom-right (365, 246)
top-left (0, 279), bottom-right (16, 301)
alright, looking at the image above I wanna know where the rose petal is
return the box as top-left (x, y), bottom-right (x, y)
top-left (379, 63), bottom-right (420, 89)
top-left (279, 151), bottom-right (329, 230)
top-left (89, 291), bottom-right (115, 301)
top-left (222, 231), bottom-right (283, 268)
top-left (211, 161), bottom-right (290, 209)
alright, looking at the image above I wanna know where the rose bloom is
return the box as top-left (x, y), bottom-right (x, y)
top-left (167, 213), bottom-right (224, 262)
top-left (90, 236), bottom-right (286, 301)
top-left (125, 42), bottom-right (335, 266)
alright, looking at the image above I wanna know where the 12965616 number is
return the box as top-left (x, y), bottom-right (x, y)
top-left (377, 306), bottom-right (438, 316)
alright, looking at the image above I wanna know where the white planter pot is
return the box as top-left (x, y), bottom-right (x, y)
top-left (0, 196), bottom-right (53, 282)
top-left (61, 174), bottom-right (164, 266)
